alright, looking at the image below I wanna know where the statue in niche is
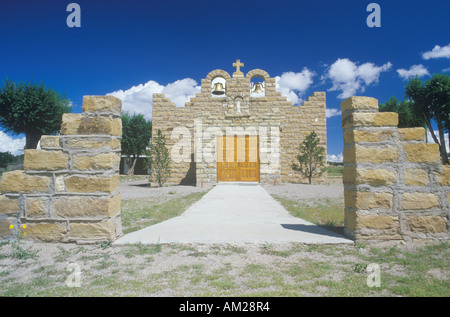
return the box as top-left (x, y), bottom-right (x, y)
top-left (224, 94), bottom-right (250, 118)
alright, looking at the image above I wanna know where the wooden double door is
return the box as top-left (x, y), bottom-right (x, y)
top-left (217, 135), bottom-right (259, 182)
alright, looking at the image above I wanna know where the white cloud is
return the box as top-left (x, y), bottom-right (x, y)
top-left (275, 68), bottom-right (315, 105)
top-left (442, 67), bottom-right (450, 72)
top-left (0, 131), bottom-right (25, 155)
top-left (107, 78), bottom-right (200, 120)
top-left (396, 64), bottom-right (430, 80)
top-left (327, 153), bottom-right (343, 163)
top-left (422, 44), bottom-right (450, 60)
top-left (326, 108), bottom-right (341, 118)
top-left (325, 58), bottom-right (392, 99)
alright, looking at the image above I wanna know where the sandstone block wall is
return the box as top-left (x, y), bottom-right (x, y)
top-left (152, 67), bottom-right (327, 186)
top-left (0, 96), bottom-right (123, 243)
top-left (342, 96), bottom-right (449, 242)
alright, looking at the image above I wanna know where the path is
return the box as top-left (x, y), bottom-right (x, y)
top-left (113, 183), bottom-right (353, 245)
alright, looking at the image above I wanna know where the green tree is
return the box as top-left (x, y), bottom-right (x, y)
top-left (379, 96), bottom-right (426, 129)
top-left (405, 74), bottom-right (450, 164)
top-left (0, 80), bottom-right (72, 149)
top-left (0, 151), bottom-right (15, 167)
top-left (149, 129), bottom-right (171, 187)
top-left (291, 131), bottom-right (326, 184)
top-left (121, 112), bottom-right (152, 176)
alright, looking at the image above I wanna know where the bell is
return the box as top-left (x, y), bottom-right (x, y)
top-left (252, 82), bottom-right (264, 94)
top-left (212, 82), bottom-right (225, 95)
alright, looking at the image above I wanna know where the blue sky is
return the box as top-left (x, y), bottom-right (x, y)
top-left (1, 0), bottom-right (449, 159)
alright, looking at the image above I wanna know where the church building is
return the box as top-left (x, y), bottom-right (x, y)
top-left (151, 60), bottom-right (327, 186)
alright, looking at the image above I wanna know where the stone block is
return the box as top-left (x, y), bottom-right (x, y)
top-left (82, 95), bottom-right (122, 115)
top-left (0, 219), bottom-right (13, 238)
top-left (344, 129), bottom-right (393, 143)
top-left (344, 167), bottom-right (397, 186)
top-left (344, 190), bottom-right (393, 210)
top-left (65, 137), bottom-right (121, 150)
top-left (39, 135), bottom-right (61, 149)
top-left (61, 114), bottom-right (122, 136)
top-left (0, 195), bottom-right (19, 216)
top-left (436, 165), bottom-right (450, 186)
top-left (403, 143), bottom-right (440, 163)
top-left (343, 145), bottom-right (399, 164)
top-left (0, 170), bottom-right (51, 194)
top-left (398, 127), bottom-right (425, 141)
top-left (64, 174), bottom-right (119, 193)
top-left (23, 150), bottom-right (69, 171)
top-left (342, 112), bottom-right (398, 129)
top-left (23, 223), bottom-right (66, 242)
top-left (72, 153), bottom-right (121, 170)
top-left (401, 192), bottom-right (440, 210)
top-left (407, 216), bottom-right (447, 233)
top-left (340, 96), bottom-right (379, 113)
top-left (357, 215), bottom-right (399, 230)
top-left (404, 168), bottom-right (429, 186)
top-left (26, 198), bottom-right (49, 218)
top-left (53, 194), bottom-right (120, 218)
top-left (69, 221), bottom-right (117, 240)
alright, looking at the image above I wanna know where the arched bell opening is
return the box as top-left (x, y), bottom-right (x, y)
top-left (211, 77), bottom-right (226, 98)
top-left (250, 76), bottom-right (265, 97)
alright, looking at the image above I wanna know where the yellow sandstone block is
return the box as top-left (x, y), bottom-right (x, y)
top-left (343, 145), bottom-right (399, 164)
top-left (61, 114), bottom-right (122, 136)
top-left (340, 96), bottom-right (379, 112)
top-left (344, 190), bottom-right (393, 210)
top-left (53, 194), bottom-right (120, 218)
top-left (0, 195), bottom-right (19, 216)
top-left (357, 215), bottom-right (399, 230)
top-left (407, 216), bottom-right (447, 233)
top-left (342, 112), bottom-right (398, 129)
top-left (23, 150), bottom-right (69, 171)
top-left (82, 95), bottom-right (121, 114)
top-left (404, 169), bottom-right (429, 186)
top-left (0, 170), bottom-right (51, 194)
top-left (401, 192), bottom-right (440, 210)
top-left (398, 127), bottom-right (425, 141)
top-left (72, 153), bottom-right (121, 170)
top-left (436, 165), bottom-right (450, 186)
top-left (344, 129), bottom-right (393, 143)
top-left (64, 174), bottom-right (119, 193)
top-left (39, 135), bottom-right (61, 148)
top-left (69, 221), bottom-right (117, 240)
top-left (403, 143), bottom-right (440, 163)
top-left (23, 223), bottom-right (66, 242)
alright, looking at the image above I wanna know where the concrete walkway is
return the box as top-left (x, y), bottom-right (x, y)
top-left (113, 183), bottom-right (353, 245)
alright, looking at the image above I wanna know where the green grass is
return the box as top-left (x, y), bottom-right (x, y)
top-left (327, 165), bottom-right (343, 177)
top-left (1, 241), bottom-right (448, 297)
top-left (120, 191), bottom-right (209, 234)
top-left (272, 195), bottom-right (345, 234)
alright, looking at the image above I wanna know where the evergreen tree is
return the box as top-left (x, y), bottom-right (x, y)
top-left (149, 129), bottom-right (171, 187)
top-left (291, 131), bottom-right (326, 184)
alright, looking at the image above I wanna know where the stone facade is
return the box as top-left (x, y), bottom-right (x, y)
top-left (152, 62), bottom-right (327, 186)
top-left (0, 96), bottom-right (123, 243)
top-left (342, 96), bottom-right (449, 242)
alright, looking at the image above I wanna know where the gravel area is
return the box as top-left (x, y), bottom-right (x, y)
top-left (119, 179), bottom-right (344, 202)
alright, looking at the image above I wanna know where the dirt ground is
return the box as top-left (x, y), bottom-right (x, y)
top-left (2, 179), bottom-right (447, 297)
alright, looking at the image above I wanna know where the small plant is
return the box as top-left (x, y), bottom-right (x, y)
top-left (9, 224), bottom-right (35, 260)
top-left (98, 239), bottom-right (112, 250)
top-left (149, 129), bottom-right (171, 187)
top-left (353, 263), bottom-right (368, 274)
